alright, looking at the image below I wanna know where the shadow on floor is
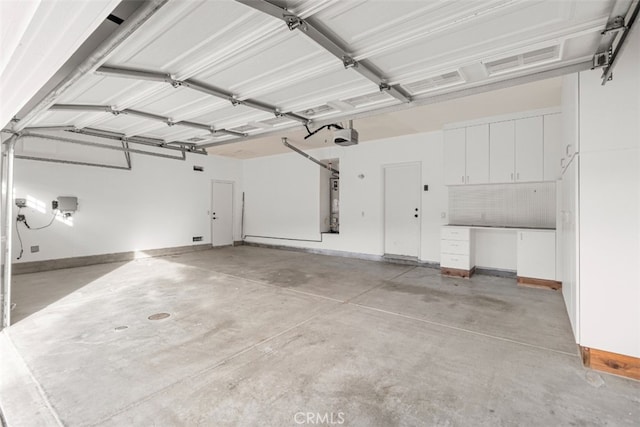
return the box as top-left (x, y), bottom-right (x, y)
top-left (10, 261), bottom-right (127, 324)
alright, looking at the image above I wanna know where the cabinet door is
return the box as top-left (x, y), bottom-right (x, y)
top-left (515, 116), bottom-right (544, 182)
top-left (543, 114), bottom-right (562, 181)
top-left (515, 116), bottom-right (543, 182)
top-left (443, 128), bottom-right (466, 185)
top-left (561, 158), bottom-right (579, 337)
top-left (489, 121), bottom-right (515, 183)
top-left (517, 230), bottom-right (556, 280)
top-left (465, 124), bottom-right (489, 184)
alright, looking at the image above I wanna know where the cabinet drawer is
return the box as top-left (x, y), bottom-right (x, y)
top-left (441, 227), bottom-right (470, 241)
top-left (441, 239), bottom-right (470, 255)
top-left (441, 254), bottom-right (471, 270)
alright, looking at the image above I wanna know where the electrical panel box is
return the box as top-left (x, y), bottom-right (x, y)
top-left (57, 196), bottom-right (78, 213)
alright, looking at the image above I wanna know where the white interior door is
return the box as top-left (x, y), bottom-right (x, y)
top-left (384, 163), bottom-right (421, 257)
top-left (211, 181), bottom-right (233, 246)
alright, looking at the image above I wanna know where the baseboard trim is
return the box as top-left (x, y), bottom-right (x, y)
top-left (441, 266), bottom-right (475, 278)
top-left (517, 276), bottom-right (562, 290)
top-left (241, 241), bottom-right (440, 268)
top-left (475, 267), bottom-right (516, 278)
top-left (13, 244), bottom-right (212, 275)
top-left (580, 346), bottom-right (640, 381)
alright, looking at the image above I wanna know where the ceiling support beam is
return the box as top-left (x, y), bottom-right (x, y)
top-left (282, 137), bottom-right (339, 175)
top-left (15, 154), bottom-right (133, 171)
top-left (235, 0), bottom-right (412, 103)
top-left (96, 66), bottom-right (310, 124)
top-left (21, 132), bottom-right (188, 161)
top-left (65, 127), bottom-right (207, 155)
top-left (203, 60), bottom-right (593, 148)
top-left (12, 0), bottom-right (170, 132)
top-left (49, 104), bottom-right (246, 139)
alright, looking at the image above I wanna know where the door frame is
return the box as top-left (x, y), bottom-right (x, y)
top-left (381, 161), bottom-right (422, 258)
top-left (210, 179), bottom-right (235, 247)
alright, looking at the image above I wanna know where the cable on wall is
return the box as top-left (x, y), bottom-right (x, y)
top-left (15, 208), bottom-right (59, 260)
top-left (15, 211), bottom-right (24, 260)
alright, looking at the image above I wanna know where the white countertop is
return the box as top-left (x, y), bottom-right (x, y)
top-left (444, 225), bottom-right (556, 231)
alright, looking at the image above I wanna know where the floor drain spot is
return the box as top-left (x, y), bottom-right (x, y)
top-left (148, 312), bottom-right (170, 320)
top-left (114, 325), bottom-right (128, 331)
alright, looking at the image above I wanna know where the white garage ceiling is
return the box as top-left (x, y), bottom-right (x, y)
top-left (12, 0), bottom-right (632, 158)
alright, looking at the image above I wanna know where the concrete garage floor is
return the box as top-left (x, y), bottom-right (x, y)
top-left (1, 246), bottom-right (638, 426)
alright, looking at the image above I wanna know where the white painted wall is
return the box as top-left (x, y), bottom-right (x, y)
top-left (11, 143), bottom-right (243, 263)
top-left (577, 26), bottom-right (640, 358)
top-left (243, 132), bottom-right (452, 263)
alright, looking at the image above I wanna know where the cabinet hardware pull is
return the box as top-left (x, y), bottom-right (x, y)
top-left (561, 158), bottom-right (565, 168)
top-left (510, 172), bottom-right (514, 181)
top-left (517, 172), bottom-right (520, 180)
top-left (461, 175), bottom-right (464, 183)
top-left (566, 144), bottom-right (572, 155)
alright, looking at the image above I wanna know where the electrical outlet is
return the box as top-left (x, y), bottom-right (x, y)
top-left (52, 200), bottom-right (59, 210)
top-left (17, 214), bottom-right (25, 222)
top-left (30, 245), bottom-right (39, 253)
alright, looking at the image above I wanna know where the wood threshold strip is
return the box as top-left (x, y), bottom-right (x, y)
top-left (581, 346), bottom-right (640, 381)
top-left (517, 276), bottom-right (561, 290)
top-left (441, 266), bottom-right (475, 278)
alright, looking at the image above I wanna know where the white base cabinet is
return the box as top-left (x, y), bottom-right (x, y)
top-left (516, 230), bottom-right (556, 280)
top-left (441, 226), bottom-right (557, 281)
top-left (440, 226), bottom-right (473, 271)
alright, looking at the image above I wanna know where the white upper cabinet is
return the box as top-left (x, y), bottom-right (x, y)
top-left (489, 120), bottom-right (515, 183)
top-left (465, 124), bottom-right (489, 184)
top-left (444, 128), bottom-right (466, 185)
top-left (445, 109), bottom-right (559, 186)
top-left (515, 116), bottom-right (543, 182)
top-left (543, 113), bottom-right (562, 181)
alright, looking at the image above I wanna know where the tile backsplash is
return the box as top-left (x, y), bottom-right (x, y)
top-left (448, 182), bottom-right (556, 228)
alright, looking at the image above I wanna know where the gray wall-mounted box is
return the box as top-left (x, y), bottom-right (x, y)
top-left (57, 196), bottom-right (78, 212)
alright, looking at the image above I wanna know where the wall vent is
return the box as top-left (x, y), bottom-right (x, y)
top-left (343, 91), bottom-right (391, 108)
top-left (192, 236), bottom-right (203, 242)
top-left (404, 71), bottom-right (464, 95)
top-left (259, 116), bottom-right (293, 127)
top-left (299, 104), bottom-right (336, 118)
top-left (484, 45), bottom-right (560, 76)
top-left (193, 165), bottom-right (204, 172)
top-left (230, 124), bottom-right (259, 133)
